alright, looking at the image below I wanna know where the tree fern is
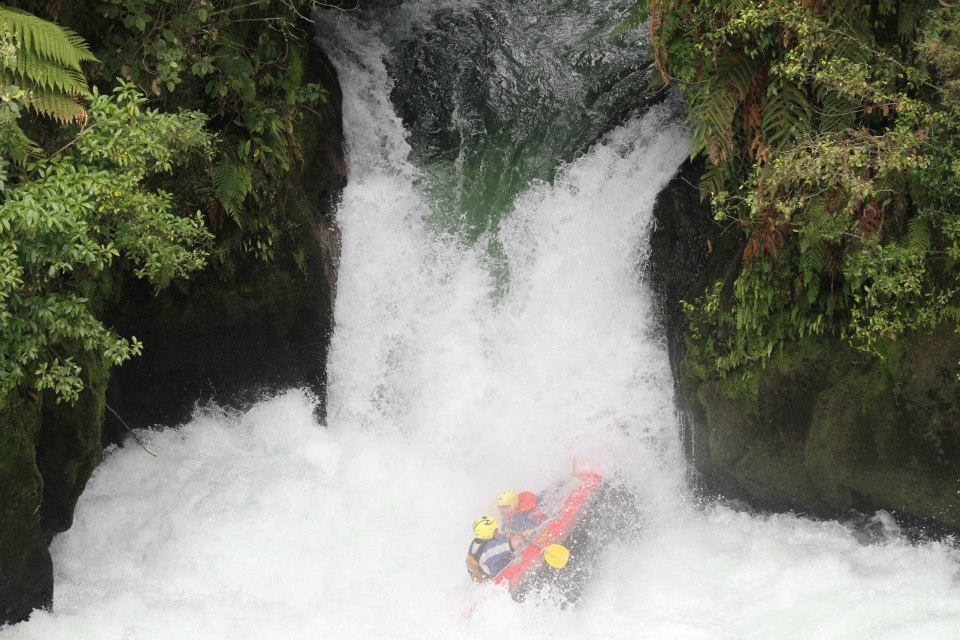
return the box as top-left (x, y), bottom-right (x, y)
top-left (0, 6), bottom-right (96, 122)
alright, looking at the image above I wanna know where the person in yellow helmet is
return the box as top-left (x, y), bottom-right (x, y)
top-left (496, 490), bottom-right (537, 533)
top-left (466, 516), bottom-right (523, 581)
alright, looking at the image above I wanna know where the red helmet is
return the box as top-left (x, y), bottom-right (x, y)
top-left (517, 491), bottom-right (537, 513)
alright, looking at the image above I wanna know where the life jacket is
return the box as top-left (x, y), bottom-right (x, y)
top-left (466, 535), bottom-right (513, 580)
top-left (504, 511), bottom-right (537, 533)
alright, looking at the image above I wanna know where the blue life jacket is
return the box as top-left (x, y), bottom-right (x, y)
top-left (467, 533), bottom-right (514, 579)
top-left (505, 512), bottom-right (537, 533)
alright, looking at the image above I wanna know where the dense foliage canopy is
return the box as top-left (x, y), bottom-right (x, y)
top-left (0, 1), bottom-right (328, 404)
top-left (89, 0), bottom-right (328, 264)
top-left (625, 0), bottom-right (960, 374)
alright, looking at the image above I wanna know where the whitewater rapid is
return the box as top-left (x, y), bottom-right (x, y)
top-left (4, 5), bottom-right (960, 639)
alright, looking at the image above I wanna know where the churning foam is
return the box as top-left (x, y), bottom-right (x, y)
top-left (4, 10), bottom-right (960, 640)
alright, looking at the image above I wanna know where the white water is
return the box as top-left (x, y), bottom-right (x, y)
top-left (5, 10), bottom-right (960, 640)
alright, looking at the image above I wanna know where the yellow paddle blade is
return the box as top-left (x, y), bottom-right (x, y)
top-left (543, 544), bottom-right (570, 569)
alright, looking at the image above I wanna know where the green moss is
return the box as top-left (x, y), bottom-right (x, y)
top-left (804, 365), bottom-right (896, 508)
top-left (689, 323), bottom-right (960, 528)
top-left (37, 352), bottom-right (109, 537)
top-left (699, 380), bottom-right (754, 470)
top-left (0, 393), bottom-right (43, 523)
top-left (898, 326), bottom-right (960, 473)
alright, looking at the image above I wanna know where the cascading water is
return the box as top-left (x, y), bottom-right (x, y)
top-left (4, 3), bottom-right (960, 639)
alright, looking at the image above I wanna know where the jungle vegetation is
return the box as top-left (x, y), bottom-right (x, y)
top-left (623, 1), bottom-right (960, 377)
top-left (0, 1), bottom-right (329, 405)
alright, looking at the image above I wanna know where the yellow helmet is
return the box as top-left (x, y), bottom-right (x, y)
top-left (496, 490), bottom-right (519, 508)
top-left (473, 516), bottom-right (499, 540)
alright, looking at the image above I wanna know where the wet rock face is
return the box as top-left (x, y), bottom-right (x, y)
top-left (647, 157), bottom-right (740, 472)
top-left (649, 163), bottom-right (960, 531)
top-left (0, 518), bottom-right (52, 625)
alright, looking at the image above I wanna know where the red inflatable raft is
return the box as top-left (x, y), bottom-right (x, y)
top-left (493, 469), bottom-right (604, 593)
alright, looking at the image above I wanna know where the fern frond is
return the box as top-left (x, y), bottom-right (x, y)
top-left (691, 80), bottom-right (738, 164)
top-left (763, 81), bottom-right (812, 150)
top-left (798, 246), bottom-right (824, 303)
top-left (720, 0), bottom-right (752, 12)
top-left (897, 1), bottom-right (932, 40)
top-left (799, 243), bottom-right (825, 275)
top-left (814, 83), bottom-right (857, 133)
top-left (0, 8), bottom-right (94, 122)
top-left (213, 160), bottom-right (252, 218)
top-left (0, 7), bottom-right (96, 70)
top-left (10, 53), bottom-right (87, 94)
top-left (725, 55), bottom-right (755, 100)
top-left (22, 88), bottom-right (86, 123)
top-left (700, 158), bottom-right (734, 199)
top-left (905, 216), bottom-right (931, 252)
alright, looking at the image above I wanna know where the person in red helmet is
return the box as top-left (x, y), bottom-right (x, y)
top-left (517, 490), bottom-right (544, 525)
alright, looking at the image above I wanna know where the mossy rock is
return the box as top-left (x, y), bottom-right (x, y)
top-left (804, 364), bottom-right (897, 509)
top-left (689, 329), bottom-right (960, 529)
top-left (647, 152), bottom-right (960, 529)
top-left (734, 444), bottom-right (826, 510)
top-left (37, 352), bottom-right (109, 538)
top-left (0, 394), bottom-right (52, 624)
top-left (699, 380), bottom-right (753, 471)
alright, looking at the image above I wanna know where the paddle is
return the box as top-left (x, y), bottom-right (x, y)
top-left (516, 533), bottom-right (570, 569)
top-left (542, 543), bottom-right (570, 569)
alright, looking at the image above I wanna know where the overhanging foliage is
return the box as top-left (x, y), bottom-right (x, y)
top-left (624, 0), bottom-right (960, 372)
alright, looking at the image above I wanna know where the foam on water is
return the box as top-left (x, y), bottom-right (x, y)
top-left (4, 8), bottom-right (960, 640)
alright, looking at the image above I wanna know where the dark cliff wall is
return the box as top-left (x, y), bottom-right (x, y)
top-left (0, 40), bottom-right (344, 626)
top-left (102, 38), bottom-right (344, 436)
top-left (648, 158), bottom-right (740, 472)
top-left (651, 163), bottom-right (960, 532)
top-left (0, 396), bottom-right (50, 624)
